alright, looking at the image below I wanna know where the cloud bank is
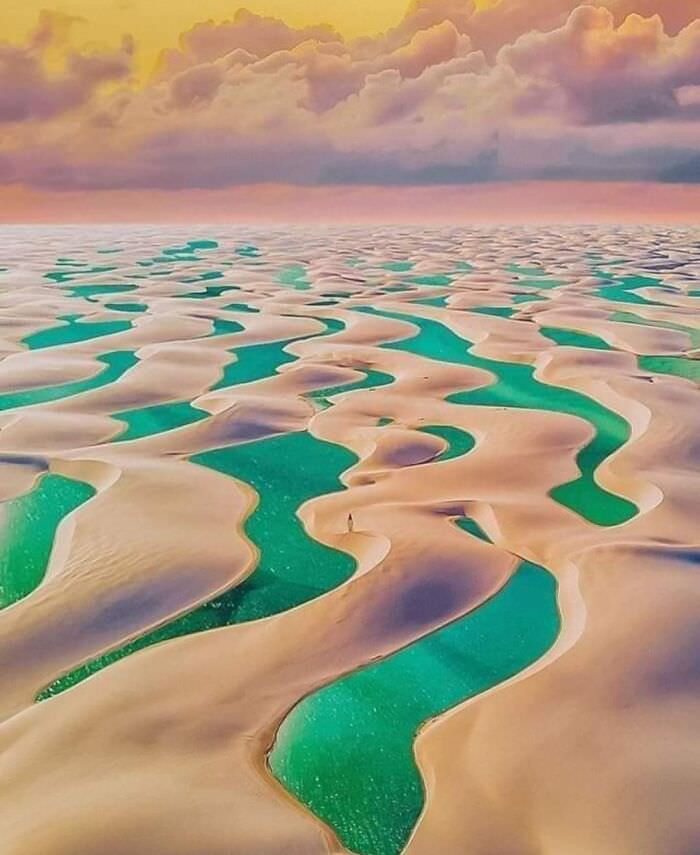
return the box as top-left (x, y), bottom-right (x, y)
top-left (1, 1), bottom-right (699, 190)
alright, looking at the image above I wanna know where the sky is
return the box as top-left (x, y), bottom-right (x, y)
top-left (0, 0), bottom-right (699, 221)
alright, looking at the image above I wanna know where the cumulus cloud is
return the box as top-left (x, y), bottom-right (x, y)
top-left (1, 2), bottom-right (699, 188)
top-left (156, 8), bottom-right (340, 75)
top-left (0, 11), bottom-right (133, 123)
top-left (500, 7), bottom-right (700, 123)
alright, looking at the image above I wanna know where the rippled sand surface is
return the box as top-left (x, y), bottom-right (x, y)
top-left (0, 225), bottom-right (698, 855)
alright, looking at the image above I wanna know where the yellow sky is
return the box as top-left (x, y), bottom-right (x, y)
top-left (2, 1), bottom-right (494, 71)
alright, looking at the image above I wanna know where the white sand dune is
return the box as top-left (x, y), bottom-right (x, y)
top-left (0, 225), bottom-right (697, 855)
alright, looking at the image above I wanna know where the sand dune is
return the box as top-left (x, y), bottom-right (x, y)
top-left (0, 225), bottom-right (697, 855)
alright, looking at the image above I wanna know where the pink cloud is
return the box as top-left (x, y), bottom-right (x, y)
top-left (1, 3), bottom-right (699, 190)
top-left (156, 8), bottom-right (340, 76)
top-left (500, 8), bottom-right (700, 123)
top-left (0, 12), bottom-right (133, 123)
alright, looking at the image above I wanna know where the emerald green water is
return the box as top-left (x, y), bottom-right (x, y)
top-left (470, 305), bottom-right (514, 317)
top-left (213, 338), bottom-right (299, 389)
top-left (25, 240), bottom-right (693, 852)
top-left (639, 355), bottom-right (700, 383)
top-left (45, 265), bottom-right (117, 284)
top-left (104, 302), bottom-right (147, 313)
top-left (213, 318), bottom-right (343, 390)
top-left (509, 264), bottom-right (548, 277)
top-left (210, 318), bottom-right (244, 337)
top-left (278, 265), bottom-right (311, 290)
top-left (106, 318), bottom-right (346, 442)
top-left (0, 351), bottom-right (138, 412)
top-left (411, 295), bottom-right (447, 307)
top-left (358, 307), bottom-right (636, 526)
top-left (182, 271), bottom-right (224, 284)
top-left (113, 401), bottom-right (209, 441)
top-left (39, 430), bottom-right (357, 698)
top-left (609, 311), bottom-right (700, 383)
top-left (456, 515), bottom-right (491, 542)
top-left (178, 284), bottom-right (239, 299)
top-left (609, 311), bottom-right (700, 347)
top-left (512, 293), bottom-right (548, 304)
top-left (0, 475), bottom-right (95, 608)
top-left (409, 274), bottom-right (452, 287)
top-left (596, 273), bottom-right (664, 306)
top-left (418, 425), bottom-right (476, 461)
top-left (164, 239), bottom-right (218, 255)
top-left (540, 326), bottom-right (611, 351)
top-left (223, 302), bottom-right (260, 313)
top-left (66, 283), bottom-right (137, 300)
top-left (23, 315), bottom-right (132, 350)
top-left (382, 261), bottom-right (414, 272)
top-left (270, 555), bottom-right (559, 855)
top-left (541, 314), bottom-right (699, 384)
top-left (236, 245), bottom-right (260, 258)
top-left (307, 369), bottom-right (394, 409)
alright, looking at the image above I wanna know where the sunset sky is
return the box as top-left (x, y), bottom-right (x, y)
top-left (1, 0), bottom-right (698, 221)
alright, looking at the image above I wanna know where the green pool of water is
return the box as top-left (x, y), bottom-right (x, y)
top-left (470, 305), bottom-right (514, 318)
top-left (596, 273), bottom-right (664, 306)
top-left (509, 264), bottom-right (549, 277)
top-left (213, 338), bottom-right (299, 390)
top-left (0, 474), bottom-right (95, 608)
top-left (278, 265), bottom-right (311, 290)
top-left (307, 369), bottom-right (394, 410)
top-left (45, 265), bottom-right (117, 284)
top-left (66, 283), bottom-right (138, 301)
top-left (539, 326), bottom-right (611, 351)
top-left (178, 285), bottom-right (240, 299)
top-left (0, 351), bottom-right (138, 412)
top-left (209, 318), bottom-right (244, 337)
top-left (410, 295), bottom-right (448, 307)
top-left (512, 293), bottom-right (548, 304)
top-left (609, 311), bottom-right (699, 382)
top-left (358, 307), bottom-right (636, 527)
top-left (418, 425), bottom-right (475, 462)
top-left (639, 355), bottom-right (700, 384)
top-left (213, 318), bottom-right (343, 390)
top-left (23, 315), bottom-right (132, 350)
top-left (223, 302), bottom-right (260, 313)
top-left (182, 271), bottom-right (225, 285)
top-left (409, 275), bottom-right (452, 287)
top-left (270, 552), bottom-right (559, 855)
top-left (609, 310), bottom-right (700, 347)
top-left (38, 430), bottom-right (357, 699)
top-left (236, 245), bottom-right (260, 258)
top-left (104, 302), bottom-right (147, 313)
top-left (109, 319), bottom-right (344, 442)
top-left (382, 261), bottom-right (414, 272)
top-left (113, 401), bottom-right (209, 441)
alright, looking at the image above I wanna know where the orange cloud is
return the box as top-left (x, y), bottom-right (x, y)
top-left (0, 2), bottom-right (698, 194)
top-left (0, 11), bottom-right (133, 122)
